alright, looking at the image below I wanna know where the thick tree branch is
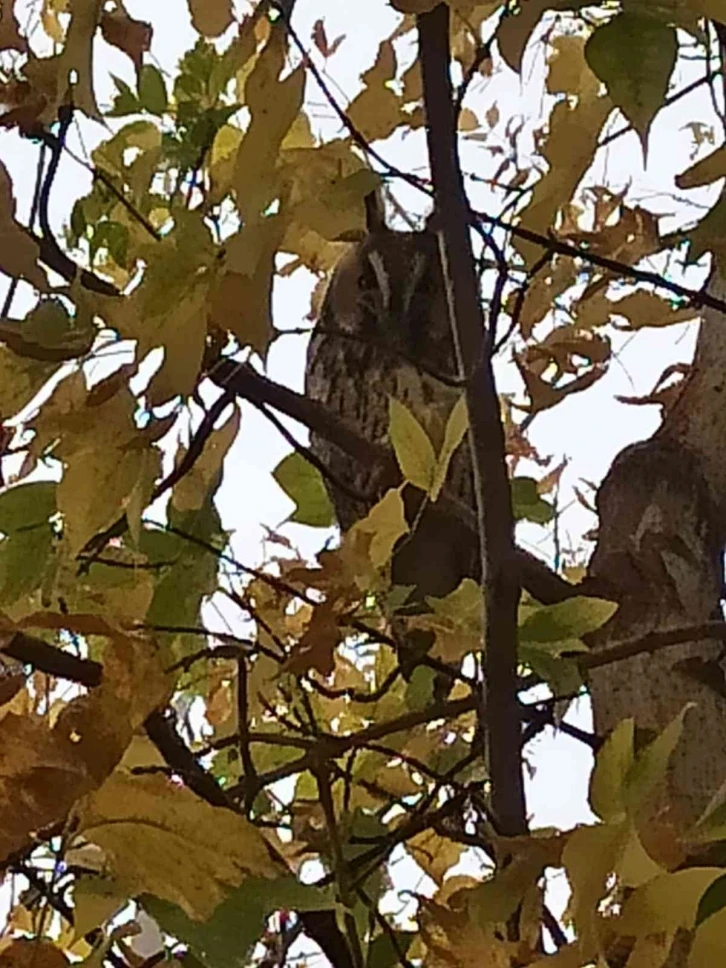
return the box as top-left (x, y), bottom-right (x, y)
top-left (208, 359), bottom-right (575, 607)
top-left (417, 4), bottom-right (526, 837)
top-left (1, 631), bottom-right (102, 687)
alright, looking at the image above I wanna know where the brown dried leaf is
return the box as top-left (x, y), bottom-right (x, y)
top-left (100, 9), bottom-right (152, 73)
top-left (311, 19), bottom-right (345, 59)
top-left (0, 161), bottom-right (49, 290)
top-left (284, 600), bottom-right (340, 677)
top-left (0, 0), bottom-right (27, 52)
top-left (187, 0), bottom-right (233, 38)
top-left (56, 0), bottom-right (104, 120)
top-left (0, 940), bottom-right (69, 968)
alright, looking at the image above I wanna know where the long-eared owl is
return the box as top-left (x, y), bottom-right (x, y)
top-left (304, 227), bottom-right (479, 604)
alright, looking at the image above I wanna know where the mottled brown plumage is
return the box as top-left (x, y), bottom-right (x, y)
top-left (304, 228), bottom-right (479, 603)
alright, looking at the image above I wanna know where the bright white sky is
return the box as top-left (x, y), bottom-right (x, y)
top-left (1, 0), bottom-right (722, 949)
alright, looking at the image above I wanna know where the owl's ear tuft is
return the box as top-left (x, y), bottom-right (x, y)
top-left (364, 190), bottom-right (387, 232)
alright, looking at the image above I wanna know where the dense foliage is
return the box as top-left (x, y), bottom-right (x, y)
top-left (2, 1), bottom-right (726, 967)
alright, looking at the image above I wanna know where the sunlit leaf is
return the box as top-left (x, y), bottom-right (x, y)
top-left (233, 29), bottom-right (305, 221)
top-left (519, 595), bottom-right (617, 645)
top-left (430, 395), bottom-right (468, 502)
top-left (589, 718), bottom-right (635, 822)
top-left (352, 487), bottom-right (409, 568)
top-left (76, 772), bottom-right (281, 920)
top-left (625, 703), bottom-right (695, 815)
top-left (389, 397), bottom-right (436, 493)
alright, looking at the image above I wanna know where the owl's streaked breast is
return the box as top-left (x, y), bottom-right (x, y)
top-left (304, 229), bottom-right (474, 534)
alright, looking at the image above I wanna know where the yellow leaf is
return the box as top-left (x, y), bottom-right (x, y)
top-left (517, 36), bottom-right (611, 266)
top-left (589, 718), bottom-right (635, 822)
top-left (619, 868), bottom-right (724, 936)
top-left (430, 394), bottom-right (468, 501)
top-left (0, 711), bottom-right (91, 860)
top-left (497, 0), bottom-right (549, 74)
top-left (690, 904), bottom-right (726, 966)
top-left (609, 289), bottom-right (698, 331)
top-left (173, 405), bottom-right (241, 512)
top-left (458, 107), bottom-right (479, 131)
top-left (0, 623), bottom-right (170, 861)
top-left (41, 0), bottom-right (66, 43)
top-left (233, 30), bottom-right (305, 221)
top-left (187, 0), bottom-right (233, 37)
top-left (408, 829), bottom-right (464, 886)
top-left (291, 168), bottom-right (380, 242)
top-left (617, 826), bottom-right (666, 889)
top-left (209, 123), bottom-right (243, 205)
top-left (624, 703), bottom-right (695, 815)
top-left (145, 284), bottom-right (209, 406)
top-left (347, 40), bottom-right (403, 143)
top-left (212, 215), bottom-right (287, 354)
top-left (388, 397), bottom-right (436, 492)
top-left (562, 822), bottom-right (628, 949)
top-left (351, 487), bottom-right (409, 568)
top-left (76, 772), bottom-right (281, 920)
top-left (72, 875), bottom-right (127, 939)
top-left (59, 432), bottom-right (157, 558)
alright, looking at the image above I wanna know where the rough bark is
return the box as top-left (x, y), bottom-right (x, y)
top-left (588, 266), bottom-right (726, 829)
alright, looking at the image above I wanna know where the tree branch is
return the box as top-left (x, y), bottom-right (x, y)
top-left (417, 3), bottom-right (526, 837)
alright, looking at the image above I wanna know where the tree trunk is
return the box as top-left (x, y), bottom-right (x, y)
top-left (588, 265), bottom-right (726, 829)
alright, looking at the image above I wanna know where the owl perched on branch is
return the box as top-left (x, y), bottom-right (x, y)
top-left (304, 224), bottom-right (479, 607)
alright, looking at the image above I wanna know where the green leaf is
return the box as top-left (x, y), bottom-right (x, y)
top-left (625, 703), bottom-right (694, 814)
top-left (589, 718), bottom-right (635, 822)
top-left (430, 394), bottom-right (468, 502)
top-left (405, 664), bottom-right (436, 711)
top-left (142, 877), bottom-right (333, 968)
top-left (519, 595), bottom-right (617, 645)
top-left (354, 487), bottom-right (409, 568)
top-left (0, 482), bottom-right (56, 533)
top-left (696, 873), bottom-right (726, 927)
top-left (511, 477), bottom-right (554, 524)
top-left (138, 64), bottom-right (168, 115)
top-left (519, 648), bottom-right (583, 698)
top-left (367, 931), bottom-right (416, 968)
top-left (142, 500), bottom-right (224, 654)
top-left (0, 526), bottom-right (54, 607)
top-left (388, 397), bottom-right (436, 492)
top-left (272, 451), bottom-right (335, 528)
top-left (585, 13), bottom-right (677, 153)
top-left (90, 221), bottom-right (129, 266)
top-left (108, 75), bottom-right (141, 117)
